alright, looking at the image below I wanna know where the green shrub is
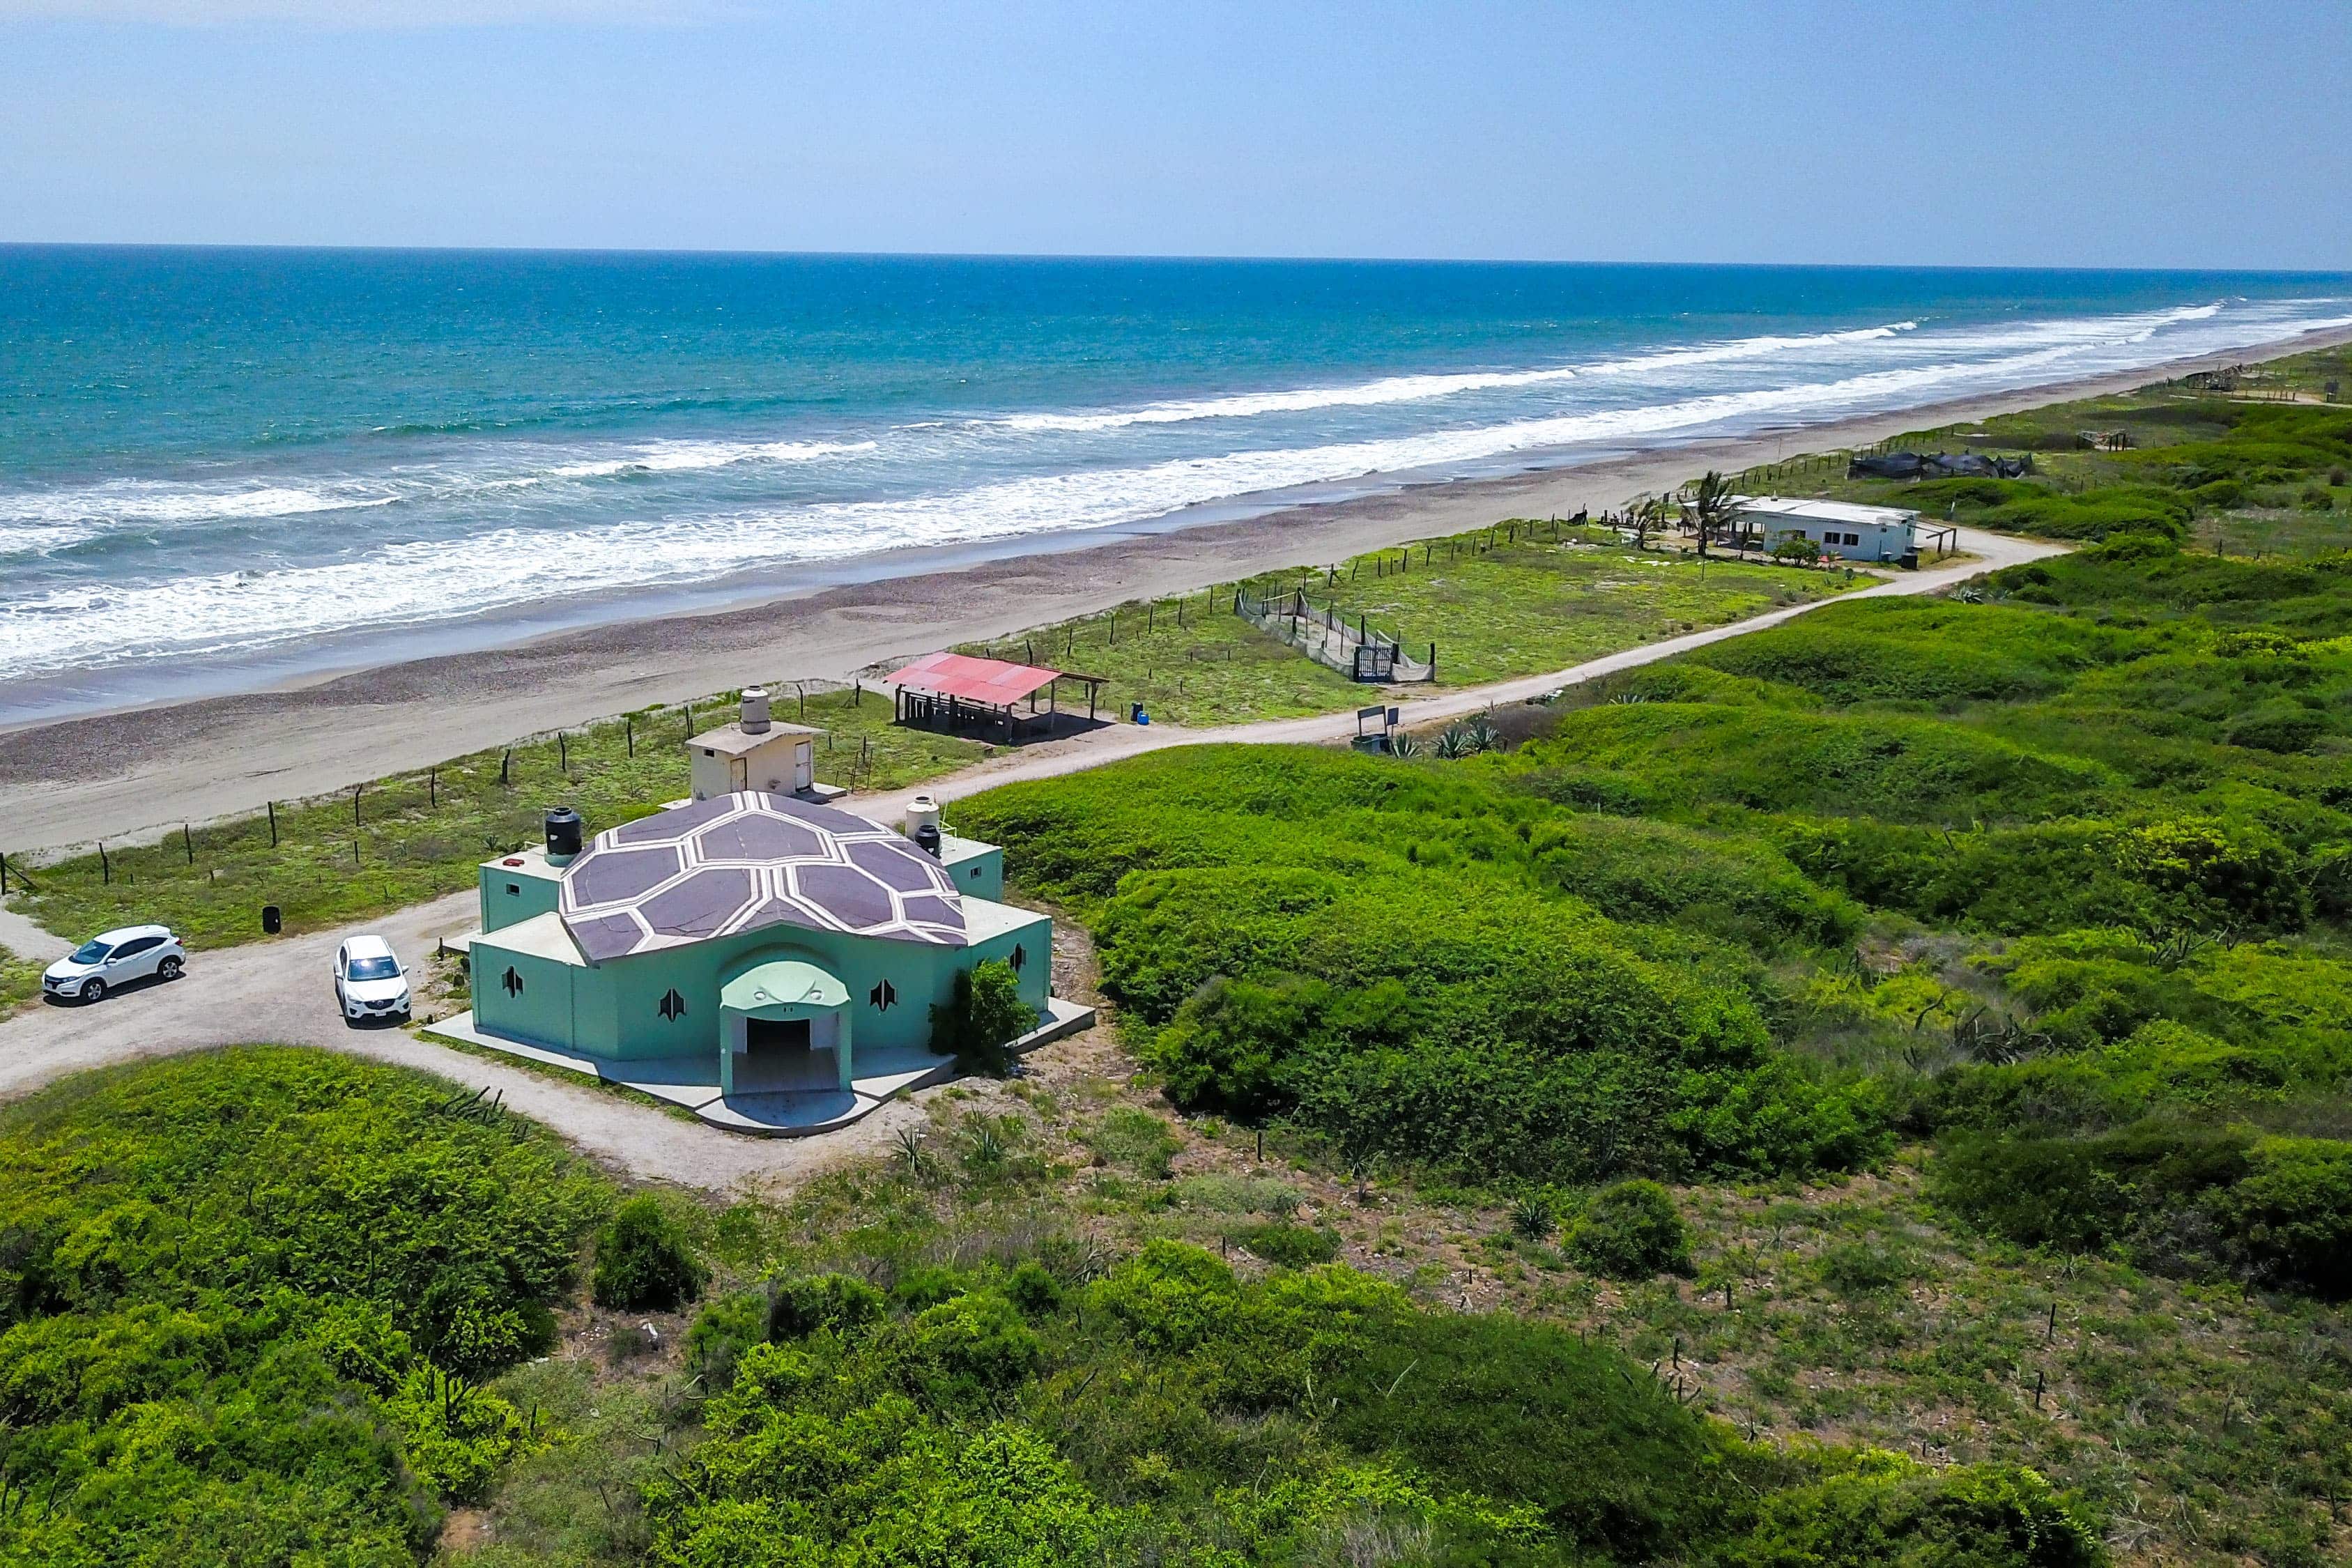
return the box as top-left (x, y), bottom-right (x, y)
top-left (906, 1291), bottom-right (1042, 1394)
top-left (0, 1049), bottom-right (609, 1546)
top-left (1004, 1260), bottom-right (1065, 1316)
top-left (930, 959), bottom-right (1034, 1076)
top-left (767, 1270), bottom-right (886, 1341)
top-left (1566, 1181), bottom-right (1694, 1278)
top-left (1715, 1451), bottom-right (2101, 1568)
top-left (686, 1289), bottom-right (768, 1386)
top-left (893, 1263), bottom-right (974, 1310)
top-left (591, 1194), bottom-right (707, 1312)
top-left (1233, 1222), bottom-right (1342, 1267)
top-left (1082, 1105), bottom-right (1183, 1178)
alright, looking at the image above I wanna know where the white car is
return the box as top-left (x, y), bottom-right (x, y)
top-left (335, 935), bottom-right (412, 1023)
top-left (43, 924), bottom-right (185, 1003)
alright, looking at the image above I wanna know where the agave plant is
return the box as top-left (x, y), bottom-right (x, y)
top-left (1509, 1196), bottom-right (1555, 1242)
top-left (1466, 712), bottom-right (1499, 753)
top-left (1387, 730), bottom-right (1424, 759)
top-left (1433, 725), bottom-right (1476, 760)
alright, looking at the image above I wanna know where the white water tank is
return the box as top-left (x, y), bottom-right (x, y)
top-left (904, 794), bottom-right (942, 841)
top-left (739, 686), bottom-right (771, 734)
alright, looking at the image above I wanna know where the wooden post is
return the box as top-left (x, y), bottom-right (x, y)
top-left (429, 768), bottom-right (438, 807)
top-left (500, 750), bottom-right (512, 787)
top-left (183, 823), bottom-right (194, 864)
top-left (558, 733), bottom-right (568, 772)
top-left (100, 841), bottom-right (110, 884)
top-left (854, 680), bottom-right (861, 707)
top-left (627, 716), bottom-right (636, 756)
top-left (353, 838), bottom-right (361, 866)
top-left (267, 801), bottom-right (278, 847)
top-left (0, 850), bottom-right (8, 894)
top-left (353, 785), bottom-right (362, 827)
top-left (1429, 643), bottom-right (1437, 678)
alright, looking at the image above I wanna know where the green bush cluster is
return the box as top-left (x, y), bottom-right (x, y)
top-left (590, 1193), bottom-right (708, 1312)
top-left (958, 746), bottom-right (1886, 1186)
top-left (668, 1239), bottom-right (2093, 1567)
top-left (0, 1050), bottom-right (609, 1561)
top-left (930, 958), bottom-right (1036, 1076)
top-left (1564, 1180), bottom-right (1696, 1279)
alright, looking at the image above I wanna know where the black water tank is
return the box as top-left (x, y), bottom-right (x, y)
top-left (913, 822), bottom-right (943, 859)
top-left (261, 905), bottom-right (282, 935)
top-left (545, 807), bottom-right (584, 858)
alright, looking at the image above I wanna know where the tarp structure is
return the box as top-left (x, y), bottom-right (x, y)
top-left (886, 652), bottom-right (1063, 705)
top-left (1847, 451), bottom-right (2035, 481)
top-left (886, 651), bottom-right (1107, 739)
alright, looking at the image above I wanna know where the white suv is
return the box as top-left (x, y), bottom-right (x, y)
top-left (335, 935), bottom-right (412, 1023)
top-left (43, 925), bottom-right (186, 1003)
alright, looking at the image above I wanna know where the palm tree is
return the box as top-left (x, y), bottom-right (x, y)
top-left (1682, 470), bottom-right (1739, 558)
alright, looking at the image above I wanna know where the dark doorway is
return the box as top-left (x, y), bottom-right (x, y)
top-left (737, 1015), bottom-right (835, 1092)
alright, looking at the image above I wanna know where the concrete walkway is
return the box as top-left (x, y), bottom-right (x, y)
top-left (0, 525), bottom-right (2059, 1189)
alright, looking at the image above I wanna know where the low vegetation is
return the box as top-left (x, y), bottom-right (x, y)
top-left (0, 942), bottom-right (42, 1013)
top-left (0, 1049), bottom-right (609, 1563)
top-left (962, 518), bottom-right (1853, 727)
top-left (9, 683), bottom-right (983, 951)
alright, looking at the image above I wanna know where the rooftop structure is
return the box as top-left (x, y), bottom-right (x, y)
top-left (686, 686), bottom-right (826, 801)
top-left (449, 791), bottom-right (1068, 1124)
top-left (559, 792), bottom-right (967, 961)
top-left (888, 651), bottom-right (1108, 739)
top-left (1732, 495), bottom-right (1920, 565)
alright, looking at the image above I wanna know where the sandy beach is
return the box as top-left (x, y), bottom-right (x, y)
top-left (3, 324), bottom-right (2347, 856)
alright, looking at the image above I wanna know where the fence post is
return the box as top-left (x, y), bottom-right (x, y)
top-left (100, 842), bottom-right (110, 884)
top-left (268, 801), bottom-right (278, 847)
top-left (183, 824), bottom-right (194, 865)
top-left (1, 850), bottom-right (8, 893)
top-left (353, 786), bottom-right (362, 827)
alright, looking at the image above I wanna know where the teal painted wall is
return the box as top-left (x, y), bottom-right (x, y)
top-left (478, 858), bottom-right (562, 933)
top-left (939, 838), bottom-right (1004, 902)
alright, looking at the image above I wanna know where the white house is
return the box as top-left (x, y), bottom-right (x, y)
top-left (1734, 497), bottom-right (1919, 566)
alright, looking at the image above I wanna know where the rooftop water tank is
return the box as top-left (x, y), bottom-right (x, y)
top-left (740, 686), bottom-right (771, 734)
top-left (545, 807), bottom-right (584, 862)
top-left (905, 794), bottom-right (944, 859)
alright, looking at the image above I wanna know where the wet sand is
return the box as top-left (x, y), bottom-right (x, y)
top-left (3, 325), bottom-right (2346, 854)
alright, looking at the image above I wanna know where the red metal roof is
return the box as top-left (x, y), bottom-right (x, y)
top-left (887, 652), bottom-right (1063, 705)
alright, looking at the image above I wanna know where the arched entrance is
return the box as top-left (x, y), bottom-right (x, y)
top-left (719, 956), bottom-right (852, 1096)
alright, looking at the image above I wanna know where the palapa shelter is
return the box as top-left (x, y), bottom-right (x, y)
top-left (887, 652), bottom-right (1107, 741)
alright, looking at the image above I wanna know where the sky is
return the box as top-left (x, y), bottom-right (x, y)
top-left (2, 0), bottom-right (2347, 269)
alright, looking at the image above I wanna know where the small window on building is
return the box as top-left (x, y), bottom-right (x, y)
top-left (506, 883), bottom-right (521, 896)
top-left (1010, 943), bottom-right (1027, 974)
top-left (501, 967), bottom-right (524, 997)
top-left (969, 866), bottom-right (982, 879)
top-left (868, 978), bottom-right (896, 1012)
top-left (659, 988), bottom-right (687, 1021)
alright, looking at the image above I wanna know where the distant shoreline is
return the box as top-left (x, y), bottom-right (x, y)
top-left (3, 321), bottom-right (2349, 854)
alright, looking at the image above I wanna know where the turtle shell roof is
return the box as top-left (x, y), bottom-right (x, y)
top-left (558, 792), bottom-right (967, 962)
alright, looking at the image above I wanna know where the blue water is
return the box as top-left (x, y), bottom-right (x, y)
top-left (3, 247), bottom-right (2349, 720)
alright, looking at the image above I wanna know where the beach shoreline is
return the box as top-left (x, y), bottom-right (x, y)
top-left (4, 323), bottom-right (2348, 855)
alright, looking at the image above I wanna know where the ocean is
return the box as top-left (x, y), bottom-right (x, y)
top-left (3, 247), bottom-right (2349, 722)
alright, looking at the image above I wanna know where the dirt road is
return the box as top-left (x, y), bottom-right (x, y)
top-left (0, 525), bottom-right (2063, 1190)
